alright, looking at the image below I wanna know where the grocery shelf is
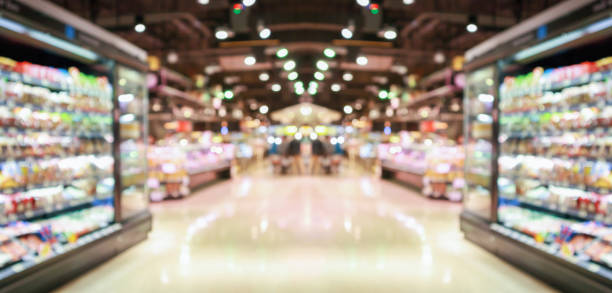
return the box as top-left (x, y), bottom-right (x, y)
top-left (0, 196), bottom-right (113, 226)
top-left (500, 196), bottom-right (612, 224)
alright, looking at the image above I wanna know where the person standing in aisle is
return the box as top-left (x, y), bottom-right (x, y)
top-left (310, 136), bottom-right (327, 174)
top-left (287, 135), bottom-right (303, 174)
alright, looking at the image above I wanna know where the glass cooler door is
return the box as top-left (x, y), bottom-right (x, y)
top-left (463, 65), bottom-right (497, 220)
top-left (116, 65), bottom-right (148, 220)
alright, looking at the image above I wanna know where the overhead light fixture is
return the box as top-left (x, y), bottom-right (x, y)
top-left (356, 55), bottom-right (368, 66)
top-left (288, 71), bottom-right (299, 81)
top-left (215, 27), bottom-right (231, 40)
top-left (283, 60), bottom-right (296, 71)
top-left (308, 81), bottom-right (318, 89)
top-left (295, 87), bottom-right (305, 95)
top-left (378, 90), bottom-right (389, 99)
top-left (434, 51), bottom-right (445, 64)
top-left (259, 105), bottom-right (269, 114)
top-left (341, 28), bottom-right (353, 39)
top-left (276, 48), bottom-right (289, 58)
top-left (243, 0), bottom-right (256, 7)
top-left (382, 27), bottom-right (397, 40)
top-left (198, 0), bottom-right (210, 4)
top-left (342, 72), bottom-right (353, 81)
top-left (259, 27), bottom-right (271, 39)
top-left (403, 0), bottom-right (414, 4)
top-left (331, 83), bottom-right (341, 92)
top-left (244, 55), bottom-right (256, 66)
top-left (324, 48), bottom-right (336, 58)
top-left (343, 105), bottom-right (353, 114)
top-left (134, 15), bottom-right (145, 33)
top-left (167, 51), bottom-right (179, 64)
top-left (259, 72), bottom-right (270, 81)
top-left (223, 90), bottom-right (234, 99)
top-left (271, 83), bottom-right (282, 92)
top-left (316, 60), bottom-right (329, 71)
top-left (356, 0), bottom-right (370, 7)
top-left (294, 81), bottom-right (304, 89)
top-left (466, 15), bottom-right (478, 33)
top-left (314, 71), bottom-right (325, 81)
top-left (308, 87), bottom-right (317, 95)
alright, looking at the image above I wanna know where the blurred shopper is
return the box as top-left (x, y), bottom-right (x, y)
top-left (310, 136), bottom-right (327, 174)
top-left (286, 136), bottom-right (303, 174)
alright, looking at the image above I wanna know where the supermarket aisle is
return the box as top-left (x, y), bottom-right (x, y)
top-left (57, 175), bottom-right (554, 293)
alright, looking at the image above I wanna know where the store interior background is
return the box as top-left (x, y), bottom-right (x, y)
top-left (0, 0), bottom-right (612, 292)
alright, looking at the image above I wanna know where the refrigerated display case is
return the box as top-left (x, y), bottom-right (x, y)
top-left (461, 1), bottom-right (612, 291)
top-left (0, 1), bottom-right (151, 292)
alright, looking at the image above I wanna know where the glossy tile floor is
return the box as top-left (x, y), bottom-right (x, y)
top-left (57, 173), bottom-right (555, 292)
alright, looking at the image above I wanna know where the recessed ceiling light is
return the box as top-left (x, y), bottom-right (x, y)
top-left (383, 28), bottom-right (397, 40)
top-left (331, 83), bottom-right (341, 92)
top-left (283, 60), bottom-right (296, 71)
top-left (259, 105), bottom-right (269, 114)
top-left (342, 72), bottom-right (353, 81)
top-left (259, 72), bottom-right (270, 81)
top-left (378, 90), bottom-right (389, 99)
top-left (314, 71), bottom-right (325, 81)
top-left (403, 0), bottom-right (414, 4)
top-left (167, 51), bottom-right (178, 64)
top-left (434, 51), bottom-right (445, 64)
top-left (215, 28), bottom-right (230, 40)
top-left (309, 81), bottom-right (318, 89)
top-left (288, 71), bottom-right (299, 80)
top-left (224, 90), bottom-right (234, 99)
top-left (341, 28), bottom-right (353, 39)
top-left (356, 55), bottom-right (368, 66)
top-left (271, 83), bottom-right (282, 92)
top-left (276, 48), bottom-right (289, 58)
top-left (259, 28), bottom-right (271, 39)
top-left (324, 48), bottom-right (336, 58)
top-left (198, 0), bottom-right (210, 4)
top-left (356, 0), bottom-right (370, 7)
top-left (343, 105), bottom-right (353, 114)
top-left (308, 87), bottom-right (317, 95)
top-left (295, 87), bottom-right (305, 95)
top-left (243, 0), bottom-right (256, 7)
top-left (466, 23), bottom-right (478, 33)
top-left (316, 60), bottom-right (329, 71)
top-left (294, 81), bottom-right (304, 89)
top-left (244, 55), bottom-right (256, 66)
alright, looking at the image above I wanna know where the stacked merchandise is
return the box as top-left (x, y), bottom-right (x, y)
top-left (0, 57), bottom-right (116, 275)
top-left (379, 132), bottom-right (464, 201)
top-left (148, 132), bottom-right (233, 200)
top-left (498, 56), bottom-right (612, 275)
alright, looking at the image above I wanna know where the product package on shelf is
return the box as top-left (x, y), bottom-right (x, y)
top-left (498, 56), bottom-right (612, 276)
top-left (0, 56), bottom-right (116, 276)
top-left (147, 131), bottom-right (234, 201)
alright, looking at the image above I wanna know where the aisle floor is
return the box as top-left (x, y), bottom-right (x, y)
top-left (57, 175), bottom-right (555, 292)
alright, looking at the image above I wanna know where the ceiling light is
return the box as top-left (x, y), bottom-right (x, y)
top-left (288, 71), bottom-right (299, 80)
top-left (271, 83), bottom-right (282, 92)
top-left (223, 90), bottom-right (234, 99)
top-left (314, 71), bottom-right (325, 81)
top-left (323, 48), bottom-right (336, 58)
top-left (294, 81), bottom-right (304, 89)
top-left (295, 87), bottom-right (305, 95)
top-left (134, 15), bottom-right (145, 33)
top-left (215, 27), bottom-right (230, 40)
top-left (316, 60), bottom-right (329, 71)
top-left (276, 48), bottom-right (289, 58)
top-left (434, 51), bottom-right (445, 64)
top-left (243, 0), bottom-right (256, 7)
top-left (308, 87), bottom-right (317, 95)
top-left (356, 0), bottom-right (370, 7)
top-left (309, 81), bottom-right (318, 89)
top-left (342, 72), bottom-right (353, 81)
top-left (167, 51), bottom-right (178, 64)
top-left (283, 60), bottom-right (296, 71)
top-left (378, 90), bottom-right (389, 99)
top-left (198, 0), bottom-right (210, 4)
top-left (403, 0), bottom-right (414, 4)
top-left (259, 72), bottom-right (270, 81)
top-left (356, 55), bottom-right (368, 66)
top-left (383, 27), bottom-right (397, 40)
top-left (259, 27), bottom-right (271, 39)
top-left (341, 28), bottom-right (353, 39)
top-left (244, 55), bottom-right (256, 66)
top-left (467, 15), bottom-right (478, 33)
top-left (259, 105), bottom-right (269, 114)
top-left (331, 83), bottom-right (341, 92)
top-left (343, 105), bottom-right (353, 114)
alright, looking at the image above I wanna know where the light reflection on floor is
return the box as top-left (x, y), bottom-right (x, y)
top-left (56, 174), bottom-right (556, 293)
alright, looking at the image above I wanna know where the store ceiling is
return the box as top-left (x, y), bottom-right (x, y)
top-left (54, 0), bottom-right (562, 113)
